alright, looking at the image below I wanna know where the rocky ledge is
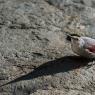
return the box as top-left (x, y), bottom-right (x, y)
top-left (0, 0), bottom-right (95, 95)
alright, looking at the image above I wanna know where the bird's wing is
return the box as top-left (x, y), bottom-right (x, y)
top-left (81, 37), bottom-right (95, 53)
top-left (86, 45), bottom-right (95, 53)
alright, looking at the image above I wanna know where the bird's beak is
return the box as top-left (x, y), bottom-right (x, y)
top-left (67, 34), bottom-right (74, 39)
top-left (66, 34), bottom-right (72, 41)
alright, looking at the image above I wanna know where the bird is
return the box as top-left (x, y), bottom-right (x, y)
top-left (67, 34), bottom-right (95, 58)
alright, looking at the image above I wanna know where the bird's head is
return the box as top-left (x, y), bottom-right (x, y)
top-left (67, 34), bottom-right (85, 47)
top-left (66, 34), bottom-right (80, 42)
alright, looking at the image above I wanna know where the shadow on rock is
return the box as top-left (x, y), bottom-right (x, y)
top-left (0, 55), bottom-right (93, 87)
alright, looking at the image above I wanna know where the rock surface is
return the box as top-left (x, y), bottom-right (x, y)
top-left (0, 0), bottom-right (95, 95)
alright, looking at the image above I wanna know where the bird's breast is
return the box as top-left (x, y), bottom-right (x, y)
top-left (71, 41), bottom-right (81, 54)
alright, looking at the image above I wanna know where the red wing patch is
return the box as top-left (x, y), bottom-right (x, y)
top-left (87, 45), bottom-right (95, 53)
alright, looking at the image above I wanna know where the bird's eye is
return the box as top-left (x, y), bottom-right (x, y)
top-left (73, 37), bottom-right (78, 40)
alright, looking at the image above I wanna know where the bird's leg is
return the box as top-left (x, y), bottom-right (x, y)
top-left (74, 69), bottom-right (80, 75)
